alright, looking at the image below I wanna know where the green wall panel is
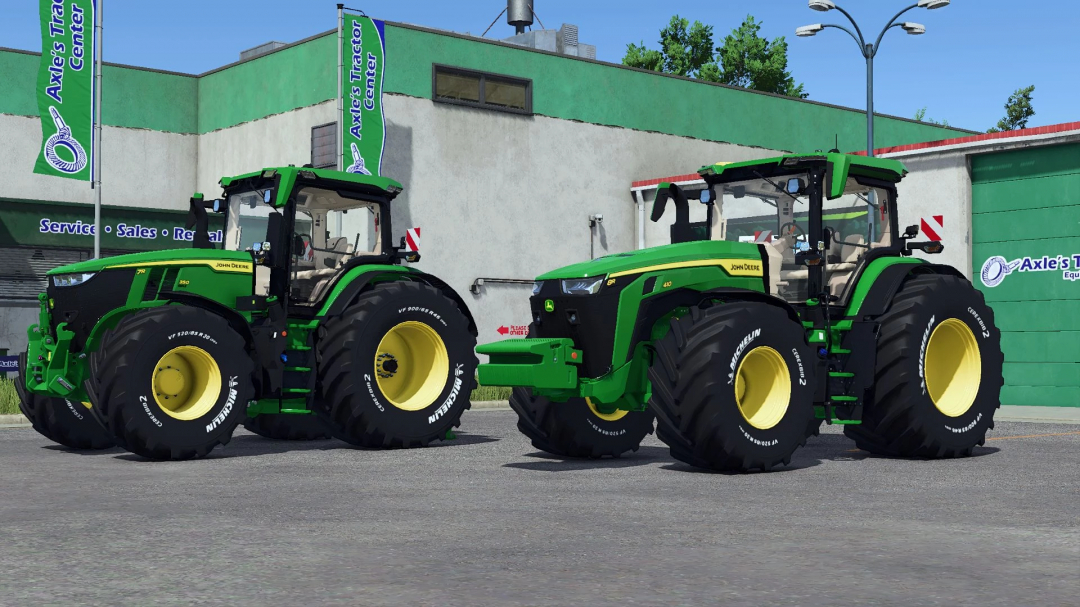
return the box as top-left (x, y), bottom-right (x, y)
top-left (0, 50), bottom-right (197, 133)
top-left (1004, 363), bottom-right (1080, 387)
top-left (1000, 385), bottom-right (1080, 407)
top-left (970, 173), bottom-right (1080, 215)
top-left (973, 204), bottom-right (1080, 244)
top-left (1001, 332), bottom-right (1080, 363)
top-left (382, 25), bottom-right (967, 154)
top-left (987, 301), bottom-right (1080, 332)
top-left (972, 142), bottom-right (1080, 184)
top-left (196, 35), bottom-right (336, 133)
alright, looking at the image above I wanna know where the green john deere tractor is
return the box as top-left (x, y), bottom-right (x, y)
top-left (17, 166), bottom-right (478, 460)
top-left (477, 153), bottom-right (1003, 472)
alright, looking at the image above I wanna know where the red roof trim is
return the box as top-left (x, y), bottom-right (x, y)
top-left (631, 173), bottom-right (703, 189)
top-left (852, 121), bottom-right (1080, 156)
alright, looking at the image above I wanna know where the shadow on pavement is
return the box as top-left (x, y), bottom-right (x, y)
top-left (502, 445), bottom-right (671, 471)
top-left (42, 444), bottom-right (125, 456)
top-left (110, 431), bottom-right (500, 462)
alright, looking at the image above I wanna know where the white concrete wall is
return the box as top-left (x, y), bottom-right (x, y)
top-left (195, 94), bottom-right (781, 348)
top-left (889, 152), bottom-right (973, 278)
top-left (0, 303), bottom-right (39, 356)
top-left (0, 114), bottom-right (197, 211)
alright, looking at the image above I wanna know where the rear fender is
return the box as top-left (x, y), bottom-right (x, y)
top-left (844, 258), bottom-right (967, 320)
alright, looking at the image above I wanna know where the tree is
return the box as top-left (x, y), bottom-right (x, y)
top-left (622, 14), bottom-right (807, 98)
top-left (987, 85), bottom-right (1035, 133)
top-left (624, 16), bottom-right (717, 79)
top-left (914, 107), bottom-right (949, 127)
top-left (715, 16), bottom-right (807, 99)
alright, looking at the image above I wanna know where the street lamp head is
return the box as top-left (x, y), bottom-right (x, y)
top-left (901, 22), bottom-right (926, 35)
top-left (918, 0), bottom-right (950, 8)
top-left (796, 24), bottom-right (825, 37)
top-left (809, 0), bottom-right (836, 11)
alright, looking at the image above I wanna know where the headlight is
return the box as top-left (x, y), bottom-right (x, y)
top-left (532, 281), bottom-right (544, 296)
top-left (561, 277), bottom-right (604, 295)
top-left (52, 272), bottom-right (96, 288)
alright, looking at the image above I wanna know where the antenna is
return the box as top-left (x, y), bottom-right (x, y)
top-left (829, 134), bottom-right (840, 154)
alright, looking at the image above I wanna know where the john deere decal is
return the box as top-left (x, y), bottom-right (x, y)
top-left (341, 13), bottom-right (386, 176)
top-left (35, 0), bottom-right (97, 181)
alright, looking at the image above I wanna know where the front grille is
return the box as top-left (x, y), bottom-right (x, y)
top-left (530, 281), bottom-right (621, 378)
top-left (48, 269), bottom-right (137, 352)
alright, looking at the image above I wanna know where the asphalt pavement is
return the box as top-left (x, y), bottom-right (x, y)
top-left (0, 410), bottom-right (1077, 607)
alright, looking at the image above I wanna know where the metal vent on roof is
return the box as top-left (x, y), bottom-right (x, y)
top-left (240, 41), bottom-right (287, 61)
top-left (559, 24), bottom-right (578, 47)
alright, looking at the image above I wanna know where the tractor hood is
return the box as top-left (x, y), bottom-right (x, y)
top-left (46, 249), bottom-right (254, 276)
top-left (535, 240), bottom-right (762, 280)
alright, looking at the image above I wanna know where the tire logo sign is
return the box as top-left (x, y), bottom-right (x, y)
top-left (980, 256), bottom-right (1020, 288)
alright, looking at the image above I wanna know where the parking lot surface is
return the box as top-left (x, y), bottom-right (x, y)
top-left (1, 410), bottom-right (1077, 606)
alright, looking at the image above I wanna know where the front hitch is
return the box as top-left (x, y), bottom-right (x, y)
top-left (476, 338), bottom-right (583, 391)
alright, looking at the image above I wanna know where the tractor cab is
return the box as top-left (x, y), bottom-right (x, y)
top-left (190, 166), bottom-right (415, 311)
top-left (659, 154), bottom-right (908, 303)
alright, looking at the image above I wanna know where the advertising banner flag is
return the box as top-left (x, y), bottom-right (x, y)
top-left (341, 13), bottom-right (386, 176)
top-left (35, 0), bottom-right (97, 181)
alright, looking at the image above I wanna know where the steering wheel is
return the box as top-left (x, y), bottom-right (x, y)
top-left (778, 222), bottom-right (806, 240)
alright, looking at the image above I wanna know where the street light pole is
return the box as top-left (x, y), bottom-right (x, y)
top-left (798, 1), bottom-right (948, 157)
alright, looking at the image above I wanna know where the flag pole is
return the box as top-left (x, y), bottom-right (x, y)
top-left (337, 3), bottom-right (344, 172)
top-left (92, 0), bottom-right (103, 259)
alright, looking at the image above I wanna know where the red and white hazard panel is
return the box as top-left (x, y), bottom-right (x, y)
top-left (920, 215), bottom-right (943, 241)
top-left (754, 230), bottom-right (774, 243)
top-left (405, 227), bottom-right (421, 252)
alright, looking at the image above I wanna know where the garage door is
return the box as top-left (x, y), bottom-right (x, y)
top-left (971, 142), bottom-right (1080, 407)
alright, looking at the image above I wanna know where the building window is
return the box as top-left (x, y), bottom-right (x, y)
top-left (311, 122), bottom-right (337, 169)
top-left (432, 65), bottom-right (532, 115)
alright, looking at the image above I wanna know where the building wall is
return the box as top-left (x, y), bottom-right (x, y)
top-left (0, 114), bottom-right (198, 211)
top-left (891, 152), bottom-right (973, 277)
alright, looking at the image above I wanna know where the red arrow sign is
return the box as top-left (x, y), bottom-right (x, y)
top-left (497, 326), bottom-right (509, 335)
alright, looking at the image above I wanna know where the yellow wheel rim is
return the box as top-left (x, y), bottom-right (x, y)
top-left (925, 318), bottom-right (982, 417)
top-left (586, 397), bottom-right (628, 422)
top-left (152, 346), bottom-right (222, 420)
top-left (735, 346), bottom-right (791, 430)
top-left (374, 321), bottom-right (450, 411)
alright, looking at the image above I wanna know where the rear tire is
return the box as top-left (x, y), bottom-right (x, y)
top-left (314, 281), bottom-right (477, 448)
top-left (243, 414), bottom-right (331, 440)
top-left (89, 306), bottom-right (255, 460)
top-left (649, 302), bottom-right (817, 472)
top-left (844, 274), bottom-right (1003, 457)
top-left (509, 388), bottom-right (655, 458)
top-left (15, 352), bottom-right (114, 450)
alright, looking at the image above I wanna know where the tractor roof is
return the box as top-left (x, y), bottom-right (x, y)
top-left (698, 153), bottom-right (908, 200)
top-left (220, 166), bottom-right (404, 207)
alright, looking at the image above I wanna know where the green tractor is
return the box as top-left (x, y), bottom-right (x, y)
top-left (477, 153), bottom-right (1003, 472)
top-left (17, 167), bottom-right (478, 460)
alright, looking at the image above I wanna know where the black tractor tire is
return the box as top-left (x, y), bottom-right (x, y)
top-left (14, 351), bottom-right (114, 450)
top-left (509, 388), bottom-right (655, 458)
top-left (844, 274), bottom-right (1003, 458)
top-left (649, 302), bottom-right (818, 472)
top-left (89, 306), bottom-right (255, 460)
top-left (314, 281), bottom-right (477, 448)
top-left (243, 414), bottom-right (332, 440)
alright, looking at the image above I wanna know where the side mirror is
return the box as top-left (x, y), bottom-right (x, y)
top-left (292, 234), bottom-right (306, 253)
top-left (786, 178), bottom-right (805, 195)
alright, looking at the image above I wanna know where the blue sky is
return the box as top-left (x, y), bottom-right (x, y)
top-left (2, 1), bottom-right (1076, 133)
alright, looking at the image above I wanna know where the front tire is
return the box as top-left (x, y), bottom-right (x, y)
top-left (845, 274), bottom-right (1003, 457)
top-left (14, 351), bottom-right (114, 450)
top-left (509, 388), bottom-right (655, 458)
top-left (649, 303), bottom-right (817, 472)
top-left (314, 281), bottom-right (478, 448)
top-left (89, 306), bottom-right (255, 460)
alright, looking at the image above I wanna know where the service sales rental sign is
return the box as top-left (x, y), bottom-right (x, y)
top-left (35, 0), bottom-right (97, 181)
top-left (340, 14), bottom-right (386, 176)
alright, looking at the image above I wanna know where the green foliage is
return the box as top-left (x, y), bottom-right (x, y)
top-left (716, 16), bottom-right (807, 99)
top-left (987, 85), bottom-right (1035, 133)
top-left (623, 14), bottom-right (807, 98)
top-left (914, 107), bottom-right (950, 127)
top-left (0, 378), bottom-right (22, 415)
top-left (471, 384), bottom-right (511, 402)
